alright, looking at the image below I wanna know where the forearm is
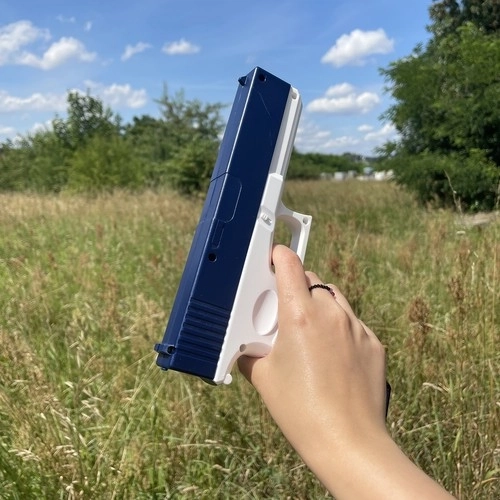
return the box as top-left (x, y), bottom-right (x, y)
top-left (300, 426), bottom-right (455, 500)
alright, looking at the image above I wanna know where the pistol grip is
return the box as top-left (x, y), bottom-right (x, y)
top-left (211, 174), bottom-right (312, 384)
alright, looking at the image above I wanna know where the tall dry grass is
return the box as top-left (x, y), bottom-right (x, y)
top-left (0, 182), bottom-right (498, 498)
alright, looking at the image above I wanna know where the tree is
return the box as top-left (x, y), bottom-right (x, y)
top-left (379, 2), bottom-right (500, 210)
top-left (0, 141), bottom-right (27, 191)
top-left (124, 87), bottom-right (226, 193)
top-left (68, 134), bottom-right (144, 193)
top-left (165, 135), bottom-right (219, 194)
top-left (0, 88), bottom-right (227, 194)
top-left (155, 86), bottom-right (225, 147)
top-left (53, 92), bottom-right (121, 151)
top-left (382, 24), bottom-right (500, 162)
top-left (288, 150), bottom-right (364, 179)
top-left (0, 130), bottom-right (69, 192)
top-left (124, 115), bottom-right (169, 163)
top-left (429, 0), bottom-right (500, 38)
top-left (123, 115), bottom-right (171, 188)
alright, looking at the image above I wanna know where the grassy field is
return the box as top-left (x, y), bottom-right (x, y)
top-left (0, 181), bottom-right (498, 499)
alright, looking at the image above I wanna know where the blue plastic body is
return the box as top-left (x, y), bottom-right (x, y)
top-left (154, 67), bottom-right (291, 381)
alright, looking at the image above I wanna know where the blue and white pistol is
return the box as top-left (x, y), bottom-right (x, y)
top-left (154, 67), bottom-right (311, 384)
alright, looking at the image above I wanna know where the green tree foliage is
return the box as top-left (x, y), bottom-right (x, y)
top-left (429, 0), bottom-right (500, 38)
top-left (165, 135), bottom-right (219, 194)
top-left (0, 141), bottom-right (29, 191)
top-left (53, 92), bottom-right (121, 151)
top-left (0, 89), bottom-right (227, 194)
top-left (156, 87), bottom-right (225, 193)
top-left (68, 134), bottom-right (145, 193)
top-left (0, 92), bottom-right (125, 193)
top-left (0, 131), bottom-right (69, 192)
top-left (155, 87), bottom-right (224, 146)
top-left (122, 89), bottom-right (226, 192)
top-left (383, 150), bottom-right (498, 211)
top-left (1, 85), bottom-right (371, 195)
top-left (380, 1), bottom-right (500, 210)
top-left (123, 115), bottom-right (170, 187)
top-left (288, 150), bottom-right (364, 179)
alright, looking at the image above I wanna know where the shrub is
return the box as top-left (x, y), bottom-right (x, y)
top-left (384, 150), bottom-right (499, 211)
top-left (68, 134), bottom-right (145, 193)
top-left (165, 135), bottom-right (219, 195)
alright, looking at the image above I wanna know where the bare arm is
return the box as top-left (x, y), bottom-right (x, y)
top-left (238, 245), bottom-right (455, 499)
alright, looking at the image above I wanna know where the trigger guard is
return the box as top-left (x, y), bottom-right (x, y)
top-left (276, 202), bottom-right (312, 262)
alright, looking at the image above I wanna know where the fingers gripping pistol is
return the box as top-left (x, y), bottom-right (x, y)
top-left (154, 67), bottom-right (311, 384)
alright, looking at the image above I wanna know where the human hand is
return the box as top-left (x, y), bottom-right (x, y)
top-left (238, 245), bottom-right (455, 499)
top-left (238, 244), bottom-right (388, 460)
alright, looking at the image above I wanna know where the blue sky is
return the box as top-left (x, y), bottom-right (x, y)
top-left (0, 0), bottom-right (433, 156)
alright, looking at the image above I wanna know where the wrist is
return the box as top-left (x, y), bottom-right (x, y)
top-left (299, 421), bottom-right (392, 494)
top-left (297, 423), bottom-right (454, 500)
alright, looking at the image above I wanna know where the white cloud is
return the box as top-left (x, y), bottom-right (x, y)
top-left (322, 135), bottom-right (361, 150)
top-left (0, 125), bottom-right (17, 136)
top-left (84, 21), bottom-right (93, 32)
top-left (1, 120), bottom-right (53, 145)
top-left (295, 121), bottom-right (332, 151)
top-left (83, 80), bottom-right (148, 108)
top-left (18, 37), bottom-right (96, 69)
top-left (306, 83), bottom-right (380, 114)
top-left (357, 124), bottom-right (373, 133)
top-left (0, 90), bottom-right (67, 112)
top-left (121, 42), bottom-right (152, 61)
top-left (296, 119), bottom-right (361, 153)
top-left (321, 28), bottom-right (394, 67)
top-left (56, 15), bottom-right (76, 24)
top-left (0, 20), bottom-right (50, 64)
top-left (325, 83), bottom-right (355, 97)
top-left (295, 117), bottom-right (397, 155)
top-left (363, 123), bottom-right (397, 142)
top-left (0, 20), bottom-right (95, 69)
top-left (0, 81), bottom-right (147, 114)
top-left (162, 38), bottom-right (200, 55)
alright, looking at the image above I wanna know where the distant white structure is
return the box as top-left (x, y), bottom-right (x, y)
top-left (320, 169), bottom-right (394, 181)
top-left (374, 170), bottom-right (394, 181)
